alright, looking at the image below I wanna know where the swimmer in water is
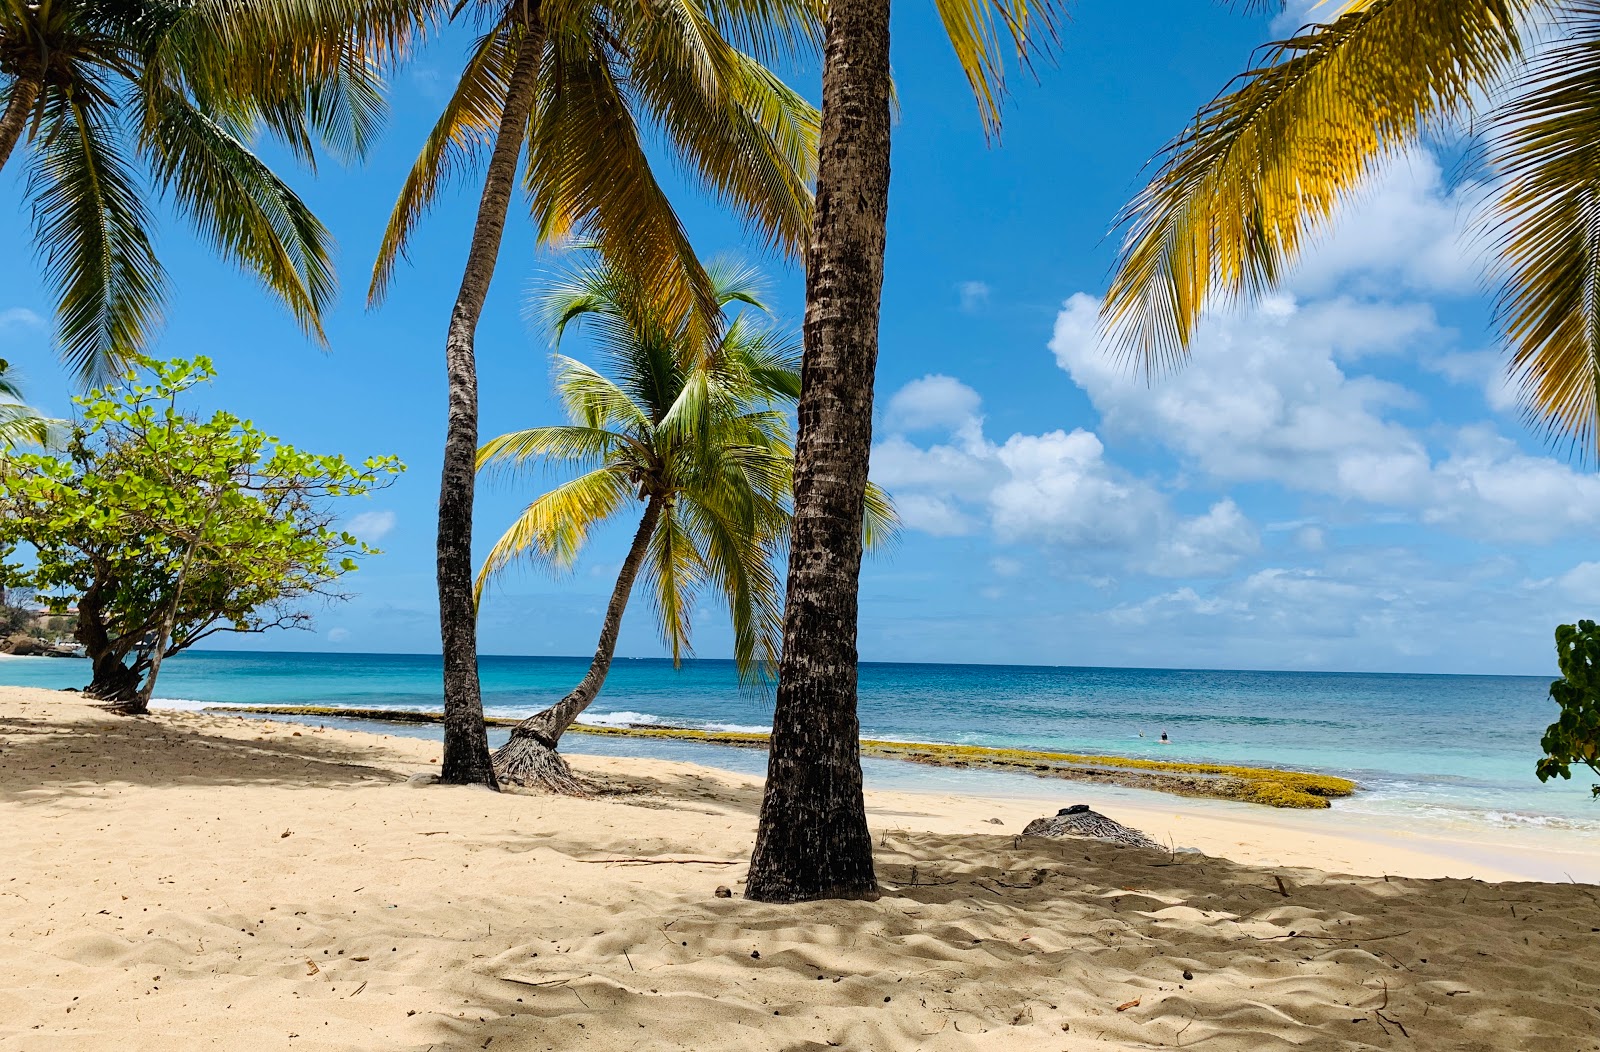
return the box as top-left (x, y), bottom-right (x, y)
top-left (1159, 732), bottom-right (1169, 743)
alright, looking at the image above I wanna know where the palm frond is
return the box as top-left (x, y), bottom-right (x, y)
top-left (477, 424), bottom-right (635, 477)
top-left (1487, 0), bottom-right (1600, 457)
top-left (369, 26), bottom-right (515, 305)
top-left (474, 464), bottom-right (636, 602)
top-left (934, 0), bottom-right (1068, 136)
top-left (526, 32), bottom-right (716, 348)
top-left (628, 8), bottom-right (817, 258)
top-left (862, 480), bottom-right (900, 553)
top-left (640, 499), bottom-right (704, 664)
top-left (25, 85), bottom-right (164, 381)
top-left (136, 81), bottom-right (335, 345)
top-left (1103, 0), bottom-right (1530, 372)
top-left (550, 353), bottom-right (655, 434)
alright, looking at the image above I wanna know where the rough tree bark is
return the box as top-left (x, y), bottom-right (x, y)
top-left (745, 0), bottom-right (891, 903)
top-left (75, 583), bottom-right (143, 710)
top-left (494, 496), bottom-right (664, 794)
top-left (436, 11), bottom-right (545, 788)
top-left (0, 76), bottom-right (41, 174)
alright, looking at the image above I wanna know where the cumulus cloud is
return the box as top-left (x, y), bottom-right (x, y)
top-left (347, 510), bottom-right (398, 543)
top-left (884, 374), bottom-right (984, 435)
top-left (327, 627), bottom-right (352, 644)
top-left (1285, 153), bottom-right (1486, 298)
top-left (1051, 292), bottom-right (1600, 544)
top-left (872, 376), bottom-right (1258, 577)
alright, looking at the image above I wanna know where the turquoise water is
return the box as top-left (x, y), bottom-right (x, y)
top-left (4, 650), bottom-right (1597, 838)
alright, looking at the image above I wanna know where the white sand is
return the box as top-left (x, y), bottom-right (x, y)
top-left (3, 685), bottom-right (1599, 1051)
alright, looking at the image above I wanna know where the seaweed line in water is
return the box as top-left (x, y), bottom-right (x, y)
top-left (210, 704), bottom-right (1358, 809)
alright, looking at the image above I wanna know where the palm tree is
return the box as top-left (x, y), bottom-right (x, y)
top-left (743, 1), bottom-right (1068, 903)
top-left (0, 360), bottom-right (61, 450)
top-left (475, 256), bottom-right (894, 794)
top-left (1102, 0), bottom-right (1600, 455)
top-left (0, 0), bottom-right (389, 379)
top-left (368, 0), bottom-right (824, 789)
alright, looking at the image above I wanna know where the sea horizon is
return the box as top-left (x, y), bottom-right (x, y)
top-left (4, 649), bottom-right (1592, 854)
top-left (66, 646), bottom-right (1558, 681)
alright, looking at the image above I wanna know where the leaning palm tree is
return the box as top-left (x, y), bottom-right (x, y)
top-left (475, 257), bottom-right (895, 794)
top-left (745, 1), bottom-right (1068, 903)
top-left (0, 0), bottom-right (391, 380)
top-left (1103, 0), bottom-right (1600, 456)
top-left (368, 0), bottom-right (823, 789)
top-left (0, 361), bottom-right (61, 450)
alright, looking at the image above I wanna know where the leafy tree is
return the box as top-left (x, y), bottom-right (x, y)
top-left (1104, 0), bottom-right (1600, 453)
top-left (0, 359), bottom-right (62, 451)
top-left (746, 0), bottom-right (1067, 904)
top-left (0, 357), bottom-right (402, 712)
top-left (0, 0), bottom-right (392, 378)
top-left (0, 586), bottom-right (33, 636)
top-left (366, 0), bottom-right (824, 788)
top-left (476, 257), bottom-right (894, 793)
top-left (1538, 620), bottom-right (1600, 799)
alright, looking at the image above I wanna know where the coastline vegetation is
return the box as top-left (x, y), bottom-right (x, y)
top-left (214, 704), bottom-right (1356, 809)
top-left (0, 358), bottom-right (401, 711)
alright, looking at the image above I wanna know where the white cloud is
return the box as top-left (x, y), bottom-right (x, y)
top-left (1284, 153), bottom-right (1485, 299)
top-left (1051, 291), bottom-right (1600, 544)
top-left (1141, 499), bottom-right (1261, 577)
top-left (0, 308), bottom-right (44, 333)
top-left (884, 374), bottom-right (985, 435)
top-left (872, 376), bottom-right (1259, 577)
top-left (347, 510), bottom-right (397, 543)
top-left (327, 627), bottom-right (352, 644)
top-left (958, 281), bottom-right (990, 313)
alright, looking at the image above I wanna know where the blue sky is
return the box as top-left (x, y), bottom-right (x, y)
top-left (1, 1), bottom-right (1593, 675)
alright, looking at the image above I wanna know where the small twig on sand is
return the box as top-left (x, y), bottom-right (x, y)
top-left (1274, 875), bottom-right (1290, 897)
top-left (623, 949), bottom-right (634, 972)
top-left (497, 974), bottom-right (586, 989)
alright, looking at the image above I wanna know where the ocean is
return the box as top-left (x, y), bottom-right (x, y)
top-left (5, 650), bottom-right (1597, 845)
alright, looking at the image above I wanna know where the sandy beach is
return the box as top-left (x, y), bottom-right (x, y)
top-left (4, 684), bottom-right (1599, 1051)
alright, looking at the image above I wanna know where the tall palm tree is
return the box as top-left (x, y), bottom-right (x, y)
top-left (1102, 0), bottom-right (1600, 456)
top-left (0, 0), bottom-right (390, 379)
top-left (0, 360), bottom-right (61, 450)
top-left (368, 0), bottom-right (824, 789)
top-left (743, 1), bottom-right (1068, 903)
top-left (475, 256), bottom-right (895, 794)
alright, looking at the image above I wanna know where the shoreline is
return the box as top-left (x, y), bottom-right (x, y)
top-left (201, 700), bottom-right (1599, 885)
top-left (6, 685), bottom-right (1600, 1052)
top-left (206, 703), bottom-right (1357, 809)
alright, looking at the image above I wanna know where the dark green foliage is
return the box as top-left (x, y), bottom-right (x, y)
top-left (1536, 620), bottom-right (1600, 798)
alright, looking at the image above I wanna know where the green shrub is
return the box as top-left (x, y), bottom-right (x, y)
top-left (1537, 620), bottom-right (1600, 799)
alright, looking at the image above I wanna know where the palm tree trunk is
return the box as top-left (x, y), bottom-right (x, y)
top-left (494, 496), bottom-right (664, 794)
top-left (436, 12), bottom-right (546, 788)
top-left (0, 77), bottom-right (41, 174)
top-left (745, 0), bottom-right (892, 903)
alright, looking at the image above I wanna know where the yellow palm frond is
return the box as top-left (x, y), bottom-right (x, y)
top-left (641, 501), bottom-right (705, 664)
top-left (934, 0), bottom-right (1068, 136)
top-left (369, 26), bottom-right (516, 305)
top-left (1488, 5), bottom-right (1600, 456)
top-left (474, 464), bottom-right (636, 603)
top-left (1102, 0), bottom-right (1531, 372)
top-left (476, 424), bottom-right (636, 477)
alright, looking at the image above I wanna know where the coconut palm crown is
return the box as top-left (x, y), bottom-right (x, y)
top-left (477, 257), bottom-right (894, 686)
top-left (0, 0), bottom-right (390, 380)
top-left (1102, 0), bottom-right (1600, 455)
